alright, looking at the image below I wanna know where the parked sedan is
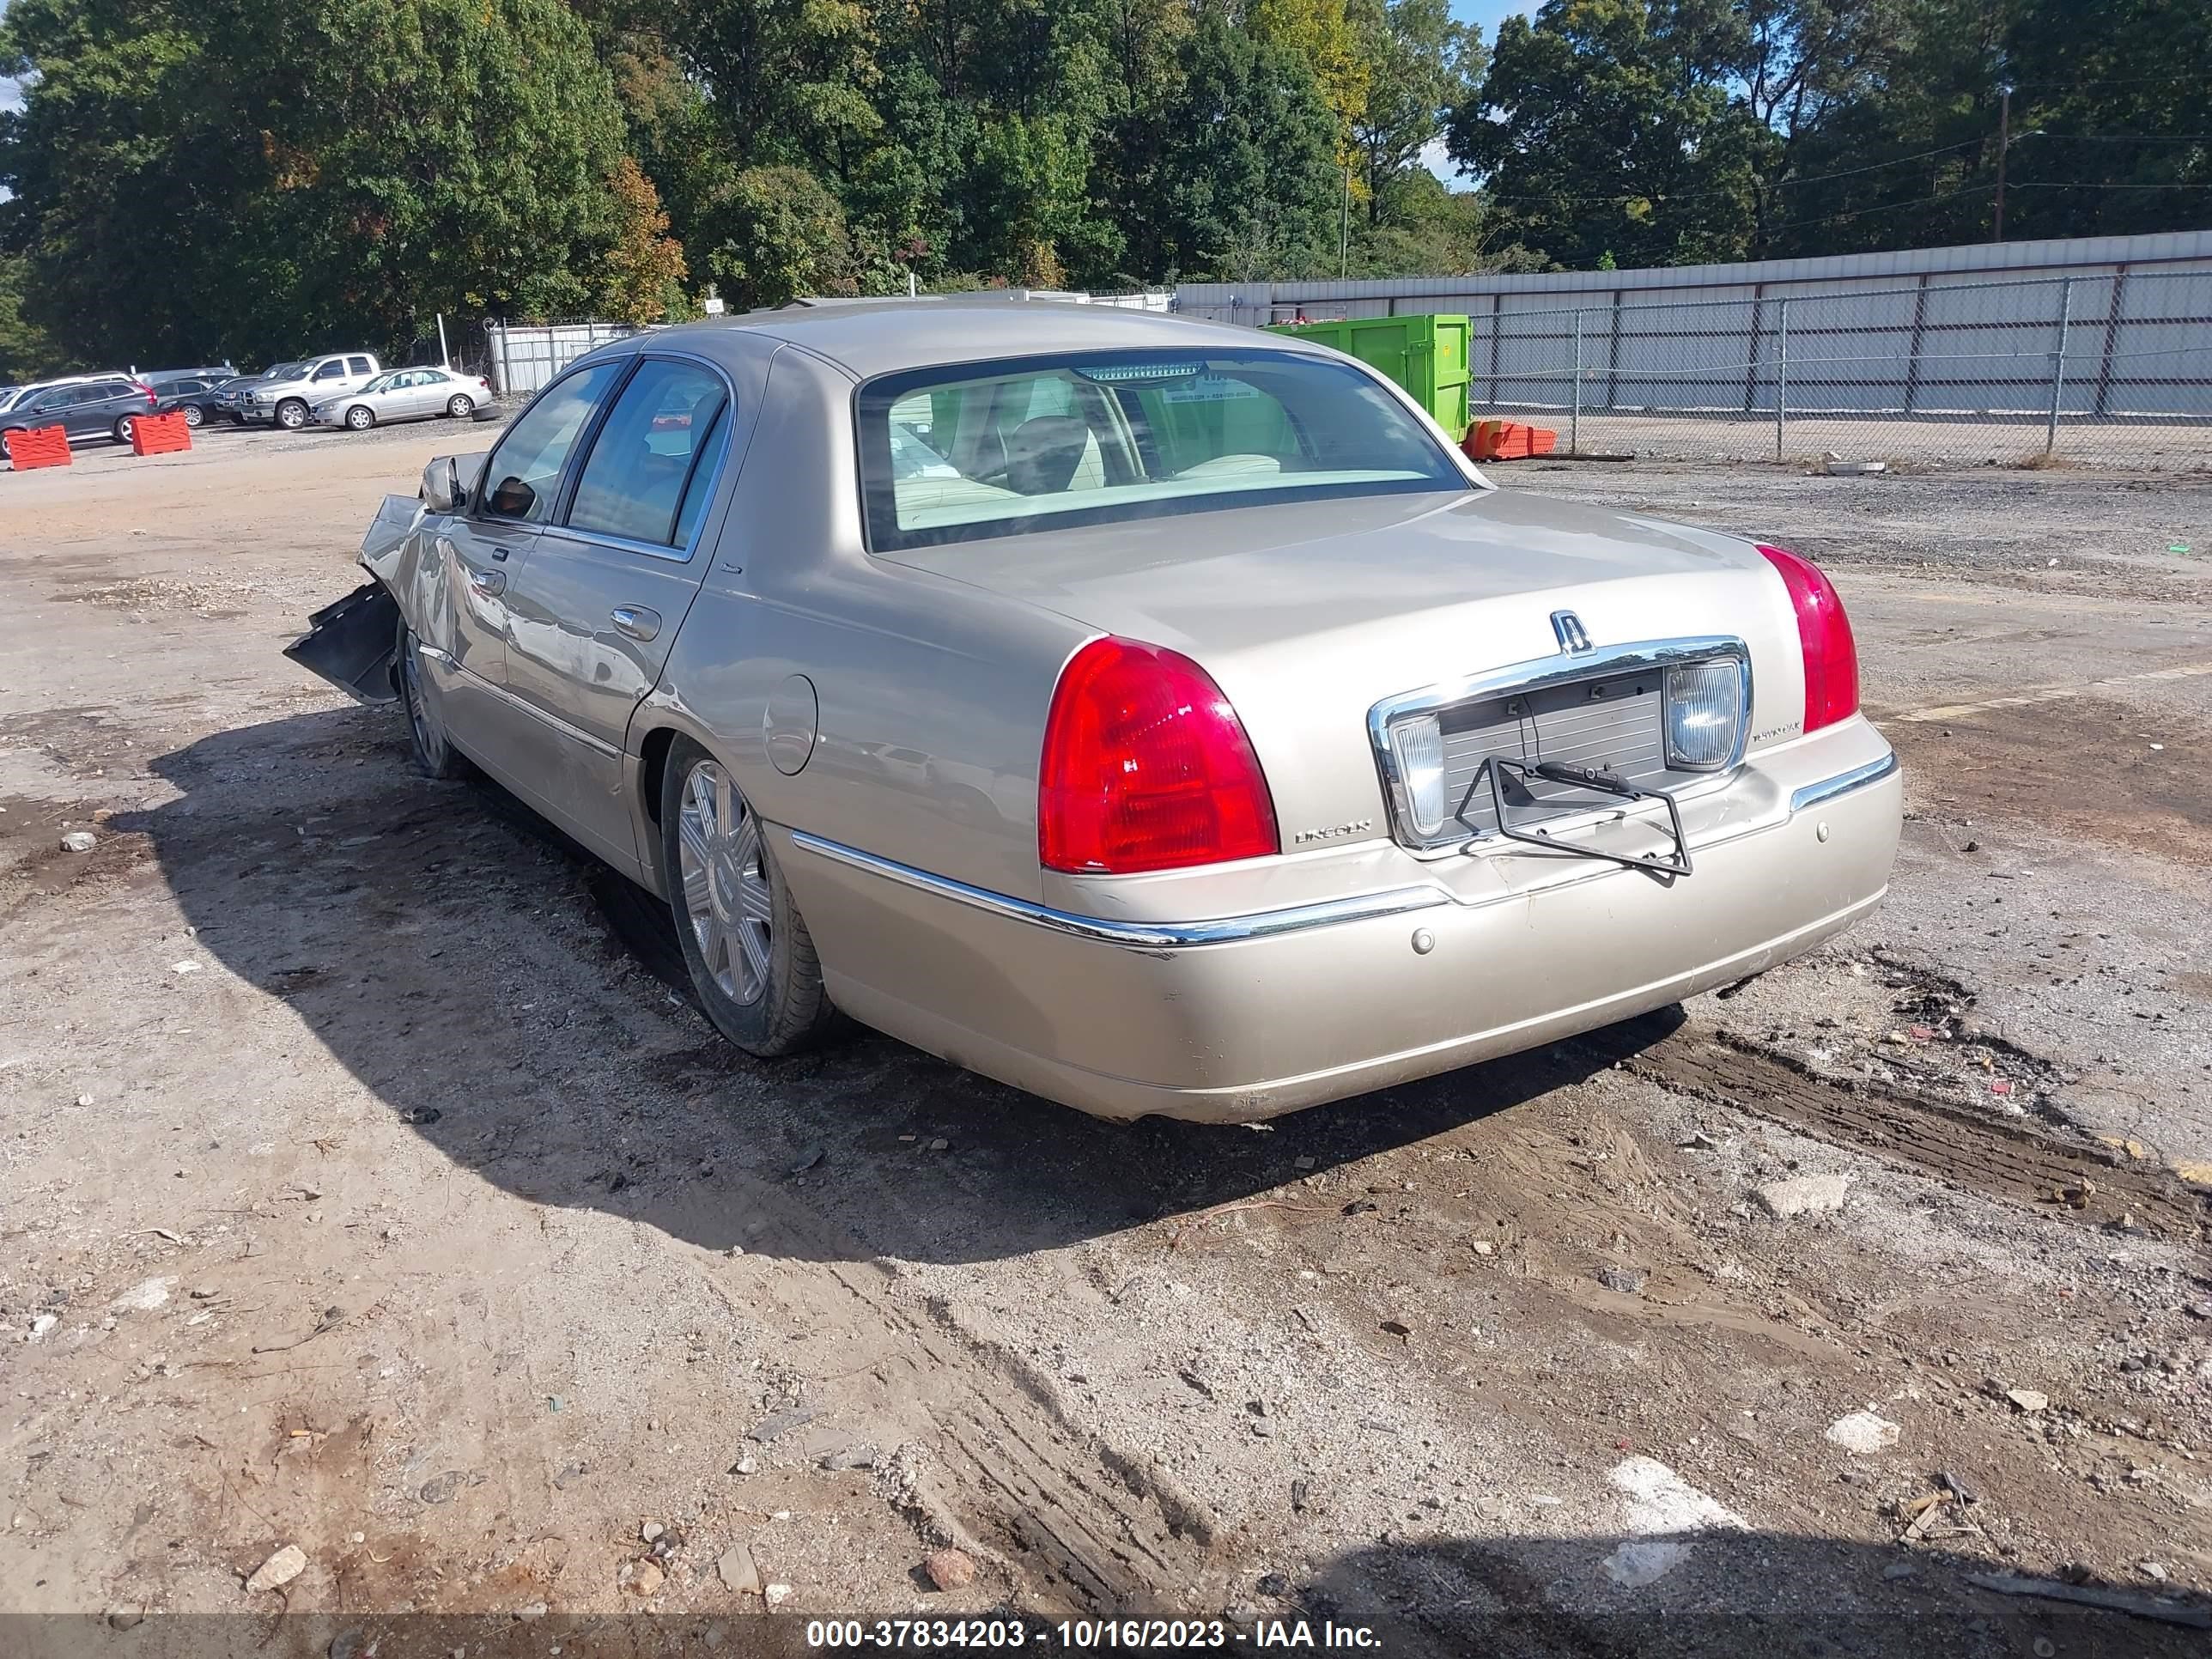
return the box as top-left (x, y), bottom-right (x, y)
top-left (310, 367), bottom-right (492, 431)
top-left (286, 301), bottom-right (1900, 1123)
top-left (149, 372), bottom-right (239, 429)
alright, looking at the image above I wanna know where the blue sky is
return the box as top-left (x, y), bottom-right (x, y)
top-left (1453, 0), bottom-right (1534, 40)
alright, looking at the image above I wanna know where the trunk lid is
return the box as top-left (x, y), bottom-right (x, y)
top-left (885, 488), bottom-right (1808, 851)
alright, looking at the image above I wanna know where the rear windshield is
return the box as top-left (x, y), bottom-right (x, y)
top-left (855, 349), bottom-right (1467, 552)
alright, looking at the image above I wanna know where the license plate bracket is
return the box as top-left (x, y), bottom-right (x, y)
top-left (1484, 756), bottom-right (1692, 878)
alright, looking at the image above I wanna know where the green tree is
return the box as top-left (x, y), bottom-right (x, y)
top-left (1445, 0), bottom-right (1765, 269)
top-left (0, 253), bottom-right (70, 380)
top-left (1143, 8), bottom-right (1344, 278)
top-left (598, 156), bottom-right (691, 323)
top-left (696, 163), bottom-right (874, 308)
top-left (0, 0), bottom-right (632, 365)
top-left (1347, 171), bottom-right (1548, 274)
top-left (1350, 0), bottom-right (1486, 221)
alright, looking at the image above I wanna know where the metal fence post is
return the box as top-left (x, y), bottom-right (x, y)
top-left (2045, 276), bottom-right (2075, 457)
top-left (1571, 310), bottom-right (1583, 457)
top-left (1775, 300), bottom-right (1789, 463)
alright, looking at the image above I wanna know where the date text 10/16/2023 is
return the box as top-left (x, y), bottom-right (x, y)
top-left (803, 1618), bottom-right (1384, 1650)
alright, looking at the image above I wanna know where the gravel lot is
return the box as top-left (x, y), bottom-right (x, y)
top-left (3, 432), bottom-right (2209, 1655)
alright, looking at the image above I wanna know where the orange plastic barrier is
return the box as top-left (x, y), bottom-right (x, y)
top-left (131, 410), bottom-right (192, 457)
top-left (4, 424), bottom-right (72, 471)
top-left (1462, 420), bottom-right (1559, 462)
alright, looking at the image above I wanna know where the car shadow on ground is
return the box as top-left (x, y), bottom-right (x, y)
top-left (1304, 1530), bottom-right (2209, 1658)
top-left (125, 704), bottom-right (1681, 1268)
top-left (6, 1530), bottom-right (2202, 1656)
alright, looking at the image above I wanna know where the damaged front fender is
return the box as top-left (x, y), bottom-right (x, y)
top-left (282, 492), bottom-right (428, 705)
top-left (283, 580), bottom-right (402, 704)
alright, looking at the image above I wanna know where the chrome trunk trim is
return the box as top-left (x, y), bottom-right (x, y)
top-left (1789, 749), bottom-right (1899, 811)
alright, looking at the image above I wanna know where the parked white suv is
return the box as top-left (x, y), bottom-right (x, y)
top-left (220, 352), bottom-right (383, 430)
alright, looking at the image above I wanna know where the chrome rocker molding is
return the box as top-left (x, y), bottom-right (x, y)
top-left (1789, 749), bottom-right (1899, 813)
top-left (791, 742), bottom-right (1896, 952)
top-left (788, 831), bottom-right (1448, 948)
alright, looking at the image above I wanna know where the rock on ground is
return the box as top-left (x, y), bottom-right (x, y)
top-left (1826, 1410), bottom-right (1903, 1454)
top-left (1753, 1173), bottom-right (1852, 1218)
top-left (718, 1544), bottom-right (763, 1596)
top-left (244, 1545), bottom-right (307, 1595)
top-left (923, 1548), bottom-right (977, 1591)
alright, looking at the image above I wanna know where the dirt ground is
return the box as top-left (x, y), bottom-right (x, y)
top-left (3, 429), bottom-right (2209, 1657)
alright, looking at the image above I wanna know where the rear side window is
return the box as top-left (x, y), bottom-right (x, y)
top-left (348, 356), bottom-right (373, 375)
top-left (481, 362), bottom-right (626, 523)
top-left (566, 359), bottom-right (732, 549)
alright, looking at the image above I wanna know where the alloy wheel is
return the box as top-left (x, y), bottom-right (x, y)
top-left (398, 628), bottom-right (446, 767)
top-left (677, 760), bottom-right (772, 1006)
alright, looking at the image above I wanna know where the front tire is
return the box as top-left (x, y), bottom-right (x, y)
top-left (397, 616), bottom-right (471, 780)
top-left (660, 739), bottom-right (836, 1056)
top-left (446, 393), bottom-right (476, 419)
top-left (180, 404), bottom-right (204, 428)
top-left (344, 404), bottom-right (375, 431)
top-left (276, 399), bottom-right (308, 431)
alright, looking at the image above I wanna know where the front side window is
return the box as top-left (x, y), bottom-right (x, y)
top-left (480, 361), bottom-right (626, 523)
top-left (312, 361), bottom-right (344, 381)
top-left (856, 349), bottom-right (1465, 552)
top-left (566, 358), bottom-right (732, 549)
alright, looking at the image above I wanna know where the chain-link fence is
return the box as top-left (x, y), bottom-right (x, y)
top-left (1455, 269), bottom-right (2212, 471)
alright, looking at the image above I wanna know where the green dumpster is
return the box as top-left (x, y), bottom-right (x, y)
top-left (1267, 313), bottom-right (1472, 438)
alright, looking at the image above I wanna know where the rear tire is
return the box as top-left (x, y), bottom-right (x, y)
top-left (112, 416), bottom-right (136, 444)
top-left (397, 616), bottom-right (471, 780)
top-left (446, 393), bottom-right (475, 419)
top-left (660, 738), bottom-right (836, 1057)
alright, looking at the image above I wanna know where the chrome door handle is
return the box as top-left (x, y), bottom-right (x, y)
top-left (610, 606), bottom-right (661, 642)
top-left (467, 568), bottom-right (507, 598)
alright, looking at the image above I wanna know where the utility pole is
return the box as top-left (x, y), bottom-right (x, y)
top-left (1340, 162), bottom-right (1352, 280)
top-left (1993, 89), bottom-right (2010, 242)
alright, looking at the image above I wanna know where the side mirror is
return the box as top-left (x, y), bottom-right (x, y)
top-left (421, 456), bottom-right (465, 513)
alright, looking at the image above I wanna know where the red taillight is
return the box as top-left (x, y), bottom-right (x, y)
top-left (137, 384), bottom-right (156, 404)
top-left (1757, 544), bottom-right (1859, 732)
top-left (1039, 636), bottom-right (1279, 874)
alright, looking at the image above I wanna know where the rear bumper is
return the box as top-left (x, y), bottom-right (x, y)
top-left (781, 738), bottom-right (1902, 1122)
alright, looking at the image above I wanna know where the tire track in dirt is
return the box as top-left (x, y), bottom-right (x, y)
top-left (667, 1182), bottom-right (1223, 1616)
top-left (1577, 1019), bottom-right (2209, 1239)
